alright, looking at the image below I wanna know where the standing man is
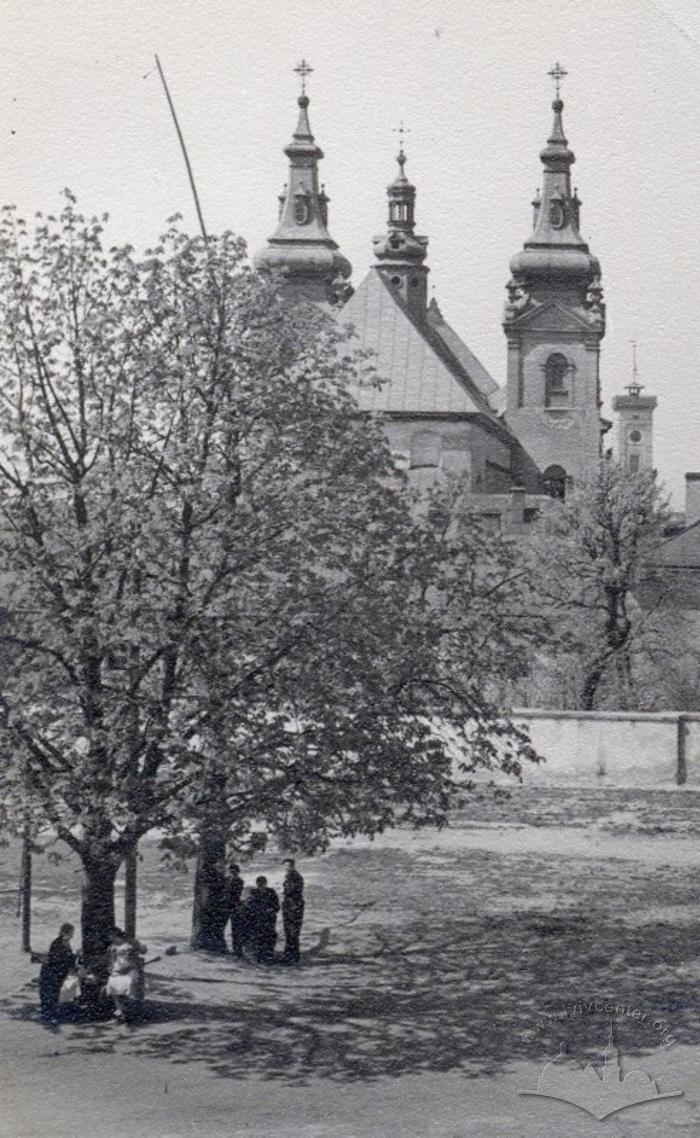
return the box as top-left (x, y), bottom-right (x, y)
top-left (282, 859), bottom-right (305, 965)
top-left (246, 875), bottom-right (280, 964)
top-left (227, 862), bottom-right (245, 958)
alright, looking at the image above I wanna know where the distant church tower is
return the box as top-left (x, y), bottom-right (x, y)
top-left (371, 129), bottom-right (429, 324)
top-left (612, 343), bottom-right (657, 472)
top-left (503, 64), bottom-right (606, 496)
top-left (253, 61), bottom-right (352, 304)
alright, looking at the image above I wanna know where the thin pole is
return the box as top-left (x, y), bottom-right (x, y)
top-left (19, 822), bottom-right (32, 953)
top-left (154, 54), bottom-right (208, 240)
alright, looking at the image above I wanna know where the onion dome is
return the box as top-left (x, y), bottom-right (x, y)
top-left (509, 68), bottom-right (601, 289)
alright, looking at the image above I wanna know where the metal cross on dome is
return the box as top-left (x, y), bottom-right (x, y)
top-left (627, 338), bottom-right (644, 395)
top-left (294, 59), bottom-right (314, 94)
top-left (548, 61), bottom-right (568, 99)
top-left (392, 120), bottom-right (411, 169)
top-left (392, 120), bottom-right (411, 150)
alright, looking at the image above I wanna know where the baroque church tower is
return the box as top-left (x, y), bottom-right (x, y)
top-left (503, 65), bottom-right (606, 496)
top-left (253, 61), bottom-right (352, 304)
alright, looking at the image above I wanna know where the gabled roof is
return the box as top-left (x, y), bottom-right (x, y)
top-left (341, 270), bottom-right (497, 416)
top-left (426, 299), bottom-right (499, 397)
top-left (506, 299), bottom-right (593, 333)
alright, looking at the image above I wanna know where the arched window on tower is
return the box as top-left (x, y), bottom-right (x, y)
top-left (543, 464), bottom-right (568, 500)
top-left (544, 353), bottom-right (571, 408)
top-left (390, 200), bottom-right (411, 225)
top-left (628, 428), bottom-right (642, 473)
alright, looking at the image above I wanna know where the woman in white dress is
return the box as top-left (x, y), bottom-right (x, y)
top-left (105, 929), bottom-right (147, 1021)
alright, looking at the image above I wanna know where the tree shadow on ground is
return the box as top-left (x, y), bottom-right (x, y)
top-left (5, 819), bottom-right (700, 1086)
top-left (6, 906), bottom-right (700, 1085)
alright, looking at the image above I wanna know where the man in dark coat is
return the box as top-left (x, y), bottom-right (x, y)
top-left (281, 859), bottom-right (305, 964)
top-left (246, 875), bottom-right (280, 964)
top-left (227, 863), bottom-right (246, 958)
top-left (39, 922), bottom-right (77, 1024)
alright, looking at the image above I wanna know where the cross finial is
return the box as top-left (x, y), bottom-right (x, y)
top-left (392, 120), bottom-right (410, 151)
top-left (626, 338), bottom-right (644, 395)
top-left (294, 59), bottom-right (313, 95)
top-left (547, 61), bottom-right (568, 99)
top-left (392, 120), bottom-right (410, 170)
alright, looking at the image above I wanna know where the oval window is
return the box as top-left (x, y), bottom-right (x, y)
top-left (629, 429), bottom-right (642, 443)
top-left (294, 197), bottom-right (310, 225)
top-left (549, 202), bottom-right (565, 229)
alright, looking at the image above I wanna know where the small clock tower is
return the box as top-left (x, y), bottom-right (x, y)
top-left (612, 345), bottom-right (657, 473)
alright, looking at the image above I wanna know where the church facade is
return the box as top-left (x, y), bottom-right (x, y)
top-left (254, 67), bottom-right (657, 533)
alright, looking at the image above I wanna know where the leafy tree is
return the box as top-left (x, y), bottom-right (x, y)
top-left (526, 461), bottom-right (670, 710)
top-left (0, 197), bottom-right (536, 961)
top-left (172, 473), bottom-right (543, 948)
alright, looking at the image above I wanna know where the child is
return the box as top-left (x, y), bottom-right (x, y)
top-left (38, 923), bottom-right (77, 1025)
top-left (105, 927), bottom-right (147, 1022)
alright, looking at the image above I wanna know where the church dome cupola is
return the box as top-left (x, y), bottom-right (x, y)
top-left (253, 61), bottom-right (352, 304)
top-left (387, 146), bottom-right (416, 230)
top-left (372, 126), bottom-right (429, 321)
top-left (508, 64), bottom-right (601, 292)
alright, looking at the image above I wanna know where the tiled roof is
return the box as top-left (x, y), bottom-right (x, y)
top-left (426, 299), bottom-right (499, 397)
top-left (341, 270), bottom-right (495, 416)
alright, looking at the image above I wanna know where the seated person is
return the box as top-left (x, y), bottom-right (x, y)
top-left (104, 927), bottom-right (147, 1021)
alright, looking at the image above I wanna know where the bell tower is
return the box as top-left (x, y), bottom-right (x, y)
top-left (254, 61), bottom-right (352, 304)
top-left (503, 65), bottom-right (606, 493)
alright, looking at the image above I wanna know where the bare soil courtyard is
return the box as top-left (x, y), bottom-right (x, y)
top-left (1, 786), bottom-right (700, 1138)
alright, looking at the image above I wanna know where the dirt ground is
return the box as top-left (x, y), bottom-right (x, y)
top-left (1, 786), bottom-right (700, 1138)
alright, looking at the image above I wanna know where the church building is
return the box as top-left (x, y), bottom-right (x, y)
top-left (253, 63), bottom-right (658, 531)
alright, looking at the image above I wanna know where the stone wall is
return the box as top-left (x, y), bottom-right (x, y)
top-left (511, 709), bottom-right (700, 787)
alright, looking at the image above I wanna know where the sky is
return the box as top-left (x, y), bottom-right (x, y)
top-left (2, 0), bottom-right (698, 506)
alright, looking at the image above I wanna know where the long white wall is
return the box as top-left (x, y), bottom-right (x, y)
top-left (511, 709), bottom-right (700, 788)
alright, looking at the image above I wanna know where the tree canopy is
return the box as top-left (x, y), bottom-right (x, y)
top-left (0, 197), bottom-right (537, 953)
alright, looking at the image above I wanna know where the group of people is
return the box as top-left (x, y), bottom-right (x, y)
top-left (38, 858), bottom-right (305, 1025)
top-left (228, 858), bottom-right (305, 965)
top-left (38, 924), bottom-right (146, 1026)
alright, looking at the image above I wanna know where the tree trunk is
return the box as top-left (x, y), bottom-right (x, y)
top-left (80, 853), bottom-right (120, 964)
top-left (190, 830), bottom-right (229, 953)
top-left (124, 846), bottom-right (138, 939)
top-left (581, 663), bottom-right (604, 711)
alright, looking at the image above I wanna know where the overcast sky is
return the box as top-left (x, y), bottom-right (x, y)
top-left (2, 0), bottom-right (698, 505)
